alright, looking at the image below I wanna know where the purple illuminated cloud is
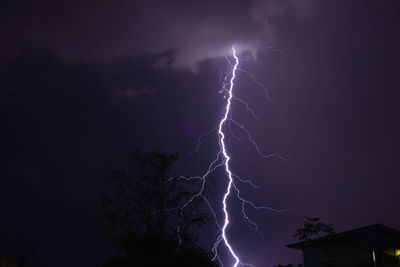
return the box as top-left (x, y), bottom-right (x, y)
top-left (1, 0), bottom-right (317, 69)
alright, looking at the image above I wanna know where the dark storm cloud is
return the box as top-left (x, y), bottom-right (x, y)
top-left (1, 0), bottom-right (317, 68)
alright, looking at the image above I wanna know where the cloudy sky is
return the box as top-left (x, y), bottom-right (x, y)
top-left (1, 0), bottom-right (399, 266)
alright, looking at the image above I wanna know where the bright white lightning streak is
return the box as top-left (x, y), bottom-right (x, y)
top-left (175, 46), bottom-right (289, 267)
top-left (219, 46), bottom-right (240, 267)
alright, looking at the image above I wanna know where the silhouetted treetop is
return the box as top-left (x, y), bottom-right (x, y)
top-left (292, 217), bottom-right (335, 241)
top-left (99, 150), bottom-right (216, 266)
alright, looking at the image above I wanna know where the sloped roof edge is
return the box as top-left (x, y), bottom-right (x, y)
top-left (287, 223), bottom-right (400, 250)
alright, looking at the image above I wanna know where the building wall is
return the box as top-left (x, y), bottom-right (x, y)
top-left (303, 241), bottom-right (373, 267)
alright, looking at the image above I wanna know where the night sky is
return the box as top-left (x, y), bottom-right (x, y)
top-left (1, 0), bottom-right (400, 266)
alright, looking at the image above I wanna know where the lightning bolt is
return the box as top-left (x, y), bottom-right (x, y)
top-left (219, 46), bottom-right (240, 267)
top-left (175, 46), bottom-right (288, 267)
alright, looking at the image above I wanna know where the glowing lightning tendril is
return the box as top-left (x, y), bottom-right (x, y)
top-left (219, 47), bottom-right (240, 267)
top-left (175, 46), bottom-right (288, 267)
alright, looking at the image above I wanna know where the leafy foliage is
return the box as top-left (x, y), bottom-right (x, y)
top-left (292, 217), bottom-right (335, 241)
top-left (99, 150), bottom-right (216, 266)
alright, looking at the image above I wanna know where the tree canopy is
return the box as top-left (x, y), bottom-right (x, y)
top-left (99, 150), bottom-right (217, 266)
top-left (292, 217), bottom-right (335, 241)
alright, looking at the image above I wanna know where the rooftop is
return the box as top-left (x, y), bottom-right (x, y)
top-left (287, 224), bottom-right (400, 250)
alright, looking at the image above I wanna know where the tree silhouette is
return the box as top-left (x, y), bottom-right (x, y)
top-left (292, 217), bottom-right (335, 241)
top-left (0, 239), bottom-right (40, 267)
top-left (99, 150), bottom-right (217, 266)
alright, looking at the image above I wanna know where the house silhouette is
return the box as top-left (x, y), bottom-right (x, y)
top-left (287, 224), bottom-right (400, 267)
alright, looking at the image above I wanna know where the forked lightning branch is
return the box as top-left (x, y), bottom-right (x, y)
top-left (178, 47), bottom-right (287, 267)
